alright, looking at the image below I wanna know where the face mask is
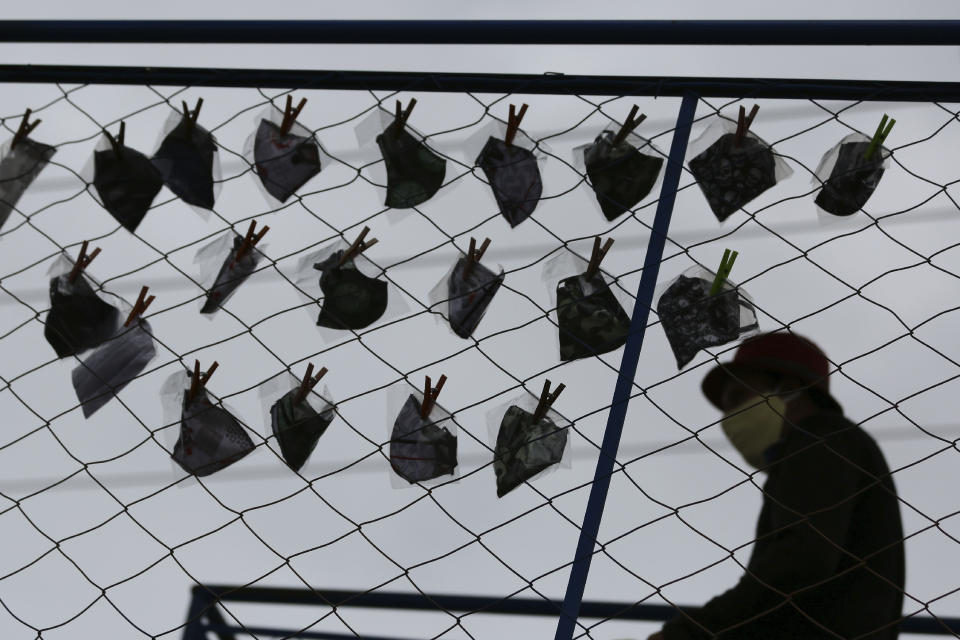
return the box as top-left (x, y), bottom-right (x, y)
top-left (253, 119), bottom-right (322, 203)
top-left (556, 271), bottom-right (631, 362)
top-left (475, 136), bottom-right (543, 227)
top-left (376, 120), bottom-right (446, 209)
top-left (93, 144), bottom-right (163, 232)
top-left (151, 116), bottom-right (218, 210)
top-left (313, 250), bottom-right (388, 330)
top-left (584, 130), bottom-right (663, 222)
top-left (721, 389), bottom-right (799, 468)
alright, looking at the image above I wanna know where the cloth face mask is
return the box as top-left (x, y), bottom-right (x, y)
top-left (475, 137), bottom-right (543, 227)
top-left (93, 144), bottom-right (164, 232)
top-left (376, 120), bottom-right (446, 209)
top-left (720, 388), bottom-right (802, 468)
top-left (313, 251), bottom-right (388, 330)
top-left (253, 119), bottom-right (322, 203)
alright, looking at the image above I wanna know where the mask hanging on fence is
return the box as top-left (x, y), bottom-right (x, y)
top-left (270, 386), bottom-right (335, 473)
top-left (494, 404), bottom-right (567, 498)
top-left (313, 250), bottom-right (388, 331)
top-left (814, 133), bottom-right (889, 217)
top-left (556, 270), bottom-right (631, 362)
top-left (583, 130), bottom-right (663, 222)
top-left (376, 100), bottom-right (446, 209)
top-left (45, 272), bottom-right (120, 358)
top-left (200, 222), bottom-right (267, 315)
top-left (93, 130), bottom-right (164, 233)
top-left (721, 393), bottom-right (790, 469)
top-left (253, 119), bottom-right (322, 203)
top-left (151, 103), bottom-right (218, 210)
top-left (446, 251), bottom-right (504, 339)
top-left (0, 120), bottom-right (56, 233)
top-left (475, 137), bottom-right (543, 227)
top-left (389, 393), bottom-right (458, 484)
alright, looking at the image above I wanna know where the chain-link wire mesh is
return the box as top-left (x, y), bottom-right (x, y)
top-left (0, 74), bottom-right (958, 640)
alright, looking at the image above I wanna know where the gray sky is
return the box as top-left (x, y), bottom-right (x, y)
top-left (0, 3), bottom-right (960, 640)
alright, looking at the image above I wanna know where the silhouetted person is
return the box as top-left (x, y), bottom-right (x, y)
top-left (651, 332), bottom-right (905, 639)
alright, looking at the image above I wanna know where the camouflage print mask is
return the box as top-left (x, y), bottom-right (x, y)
top-left (584, 131), bottom-right (663, 221)
top-left (0, 137), bottom-right (55, 232)
top-left (151, 117), bottom-right (218, 210)
top-left (172, 385), bottom-right (255, 477)
top-left (93, 145), bottom-right (163, 232)
top-left (45, 273), bottom-right (121, 359)
top-left (815, 140), bottom-right (885, 217)
top-left (556, 272), bottom-right (632, 362)
top-left (688, 133), bottom-right (777, 222)
top-left (376, 121), bottom-right (446, 209)
top-left (201, 235), bottom-right (260, 315)
top-left (494, 405), bottom-right (567, 498)
top-left (475, 137), bottom-right (543, 227)
top-left (313, 250), bottom-right (388, 330)
top-left (657, 275), bottom-right (759, 370)
top-left (253, 119), bottom-right (322, 203)
top-left (446, 257), bottom-right (504, 339)
top-left (390, 394), bottom-right (458, 484)
top-left (270, 387), bottom-right (335, 473)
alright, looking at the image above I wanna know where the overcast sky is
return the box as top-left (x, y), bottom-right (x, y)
top-left (0, 3), bottom-right (959, 640)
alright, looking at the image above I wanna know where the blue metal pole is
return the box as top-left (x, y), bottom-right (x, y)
top-left (0, 20), bottom-right (959, 45)
top-left (554, 92), bottom-right (699, 640)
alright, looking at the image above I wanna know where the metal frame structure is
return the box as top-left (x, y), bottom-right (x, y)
top-left (3, 19), bottom-right (960, 640)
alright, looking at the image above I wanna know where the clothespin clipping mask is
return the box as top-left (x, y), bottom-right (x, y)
top-left (532, 379), bottom-right (565, 423)
top-left (584, 236), bottom-right (614, 280)
top-left (611, 104), bottom-right (647, 146)
top-left (294, 362), bottom-right (328, 403)
top-left (187, 359), bottom-right (219, 404)
top-left (104, 121), bottom-right (126, 157)
top-left (420, 374), bottom-right (447, 420)
top-left (462, 237), bottom-right (491, 280)
top-left (124, 285), bottom-right (156, 327)
top-left (67, 240), bottom-right (102, 285)
top-left (181, 98), bottom-right (204, 133)
top-left (230, 219), bottom-right (269, 269)
top-left (709, 248), bottom-right (739, 296)
top-left (338, 226), bottom-right (379, 267)
top-left (734, 104), bottom-right (760, 147)
top-left (279, 95), bottom-right (307, 136)
top-left (864, 114), bottom-right (895, 161)
top-left (11, 109), bottom-right (41, 150)
top-left (504, 103), bottom-right (529, 147)
top-left (394, 98), bottom-right (417, 130)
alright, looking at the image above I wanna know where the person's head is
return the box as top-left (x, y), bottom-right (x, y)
top-left (702, 332), bottom-right (841, 469)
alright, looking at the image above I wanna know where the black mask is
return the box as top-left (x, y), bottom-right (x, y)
top-left (556, 272), bottom-right (631, 362)
top-left (93, 145), bottom-right (164, 232)
top-left (584, 131), bottom-right (663, 221)
top-left (815, 140), bottom-right (885, 217)
top-left (172, 385), bottom-right (255, 477)
top-left (390, 394), bottom-right (457, 484)
top-left (45, 273), bottom-right (121, 358)
top-left (0, 137), bottom-right (56, 232)
top-left (151, 117), bottom-right (218, 210)
top-left (475, 137), bottom-right (543, 227)
top-left (688, 133), bottom-right (777, 222)
top-left (201, 235), bottom-right (260, 314)
top-left (270, 387), bottom-right (335, 472)
top-left (446, 257), bottom-right (504, 339)
top-left (657, 274), bottom-right (759, 370)
top-left (313, 251), bottom-right (388, 330)
top-left (376, 121), bottom-right (446, 209)
top-left (494, 405), bottom-right (567, 498)
top-left (71, 319), bottom-right (157, 418)
top-left (253, 119), bottom-right (322, 203)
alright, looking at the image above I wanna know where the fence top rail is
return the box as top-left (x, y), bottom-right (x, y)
top-left (2, 65), bottom-right (960, 103)
top-left (1, 20), bottom-right (960, 45)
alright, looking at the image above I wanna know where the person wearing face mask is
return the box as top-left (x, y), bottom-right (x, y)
top-left (648, 331), bottom-right (905, 639)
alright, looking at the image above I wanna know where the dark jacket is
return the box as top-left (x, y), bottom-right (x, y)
top-left (662, 409), bottom-right (905, 639)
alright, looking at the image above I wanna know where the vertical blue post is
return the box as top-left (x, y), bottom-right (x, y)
top-left (554, 92), bottom-right (699, 640)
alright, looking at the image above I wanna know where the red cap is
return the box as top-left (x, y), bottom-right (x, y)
top-left (701, 331), bottom-right (841, 412)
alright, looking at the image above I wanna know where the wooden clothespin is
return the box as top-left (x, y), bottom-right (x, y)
top-left (279, 95), bottom-right (308, 136)
top-left (187, 359), bottom-right (219, 403)
top-left (294, 362), bottom-right (328, 403)
top-left (462, 237), bottom-right (491, 280)
top-left (104, 121), bottom-right (126, 157)
top-left (67, 240), bottom-right (102, 284)
top-left (123, 285), bottom-right (156, 327)
top-left (504, 103), bottom-right (529, 147)
top-left (532, 379), bottom-right (565, 423)
top-left (230, 219), bottom-right (269, 269)
top-left (394, 98), bottom-right (417, 130)
top-left (584, 236), bottom-right (614, 280)
top-left (338, 226), bottom-right (379, 267)
top-left (864, 114), bottom-right (895, 161)
top-left (181, 98), bottom-right (204, 133)
top-left (419, 374), bottom-right (447, 420)
top-left (734, 104), bottom-right (759, 147)
top-left (11, 109), bottom-right (41, 150)
top-left (709, 248), bottom-right (739, 296)
top-left (611, 104), bottom-right (647, 146)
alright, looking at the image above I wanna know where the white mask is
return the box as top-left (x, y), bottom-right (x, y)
top-left (721, 388), bottom-right (799, 468)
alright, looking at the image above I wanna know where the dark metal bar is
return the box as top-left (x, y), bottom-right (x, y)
top-left (196, 585), bottom-right (960, 634)
top-left (204, 624), bottom-right (418, 640)
top-left (0, 20), bottom-right (959, 45)
top-left (554, 92), bottom-right (699, 640)
top-left (3, 65), bottom-right (960, 102)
